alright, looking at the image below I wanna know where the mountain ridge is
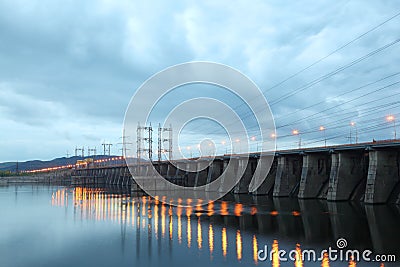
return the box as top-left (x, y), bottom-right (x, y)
top-left (0, 155), bottom-right (120, 172)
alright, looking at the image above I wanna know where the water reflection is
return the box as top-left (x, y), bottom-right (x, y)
top-left (209, 224), bottom-right (214, 257)
top-left (46, 187), bottom-right (400, 266)
top-left (253, 235), bottom-right (258, 264)
top-left (187, 212), bottom-right (192, 248)
top-left (272, 239), bottom-right (279, 267)
top-left (322, 252), bottom-right (330, 267)
top-left (197, 217), bottom-right (202, 249)
top-left (222, 227), bottom-right (227, 257)
top-left (295, 244), bottom-right (303, 267)
top-left (236, 230), bottom-right (242, 261)
top-left (349, 257), bottom-right (356, 267)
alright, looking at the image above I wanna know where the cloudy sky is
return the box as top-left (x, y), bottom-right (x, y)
top-left (0, 0), bottom-right (399, 162)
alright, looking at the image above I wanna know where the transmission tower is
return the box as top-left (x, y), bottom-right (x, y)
top-left (75, 146), bottom-right (84, 157)
top-left (137, 123), bottom-right (144, 163)
top-left (88, 147), bottom-right (97, 157)
top-left (144, 124), bottom-right (153, 160)
top-left (137, 123), bottom-right (153, 161)
top-left (102, 143), bottom-right (113, 156)
top-left (157, 123), bottom-right (173, 161)
top-left (119, 129), bottom-right (132, 158)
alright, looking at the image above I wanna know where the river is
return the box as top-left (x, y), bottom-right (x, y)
top-left (0, 185), bottom-right (399, 267)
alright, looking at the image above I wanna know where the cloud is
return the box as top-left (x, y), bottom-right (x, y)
top-left (0, 0), bottom-right (399, 161)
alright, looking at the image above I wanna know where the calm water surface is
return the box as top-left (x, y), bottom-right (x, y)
top-left (0, 185), bottom-right (399, 267)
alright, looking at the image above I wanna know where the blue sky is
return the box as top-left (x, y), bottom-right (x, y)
top-left (0, 0), bottom-right (399, 161)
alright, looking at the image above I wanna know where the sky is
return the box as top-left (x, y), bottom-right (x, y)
top-left (0, 0), bottom-right (399, 162)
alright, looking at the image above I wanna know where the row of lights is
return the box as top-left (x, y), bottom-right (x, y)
top-left (24, 156), bottom-right (126, 174)
top-left (181, 114), bottom-right (397, 153)
top-left (291, 115), bottom-right (397, 148)
top-left (24, 165), bottom-right (75, 174)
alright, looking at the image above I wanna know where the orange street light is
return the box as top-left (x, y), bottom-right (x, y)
top-left (292, 130), bottom-right (301, 148)
top-left (386, 115), bottom-right (395, 122)
top-left (386, 115), bottom-right (397, 139)
top-left (349, 121), bottom-right (358, 144)
top-left (234, 139), bottom-right (240, 154)
top-left (220, 140), bottom-right (228, 154)
top-left (250, 136), bottom-right (258, 152)
top-left (319, 126), bottom-right (327, 147)
top-left (270, 132), bottom-right (278, 150)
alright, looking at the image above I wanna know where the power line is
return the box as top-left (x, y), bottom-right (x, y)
top-left (275, 121), bottom-right (398, 150)
top-left (276, 80), bottom-right (400, 128)
top-left (274, 71), bottom-right (400, 120)
top-left (176, 11), bottom-right (400, 141)
top-left (270, 38), bottom-right (400, 105)
top-left (198, 76), bottom-right (400, 140)
top-left (199, 11), bottom-right (400, 134)
top-left (193, 38), bottom-right (400, 140)
top-left (263, 10), bottom-right (400, 94)
top-left (232, 75), bottom-right (400, 135)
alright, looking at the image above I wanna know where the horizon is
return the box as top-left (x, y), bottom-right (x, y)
top-left (2, 137), bottom-right (399, 166)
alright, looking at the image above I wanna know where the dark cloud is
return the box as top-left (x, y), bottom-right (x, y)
top-left (0, 0), bottom-right (399, 161)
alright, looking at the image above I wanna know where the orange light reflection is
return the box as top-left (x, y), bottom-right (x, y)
top-left (236, 230), bottom-right (242, 261)
top-left (222, 227), bottom-right (227, 258)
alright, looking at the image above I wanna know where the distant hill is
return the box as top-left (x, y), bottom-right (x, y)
top-left (0, 155), bottom-right (121, 172)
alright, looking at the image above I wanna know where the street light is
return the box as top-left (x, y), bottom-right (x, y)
top-left (207, 141), bottom-right (214, 156)
top-left (319, 126), bottom-right (327, 147)
top-left (221, 140), bottom-right (228, 154)
top-left (386, 115), bottom-right (397, 140)
top-left (349, 121), bottom-right (358, 144)
top-left (250, 136), bottom-right (258, 152)
top-left (235, 138), bottom-right (240, 154)
top-left (270, 132), bottom-right (277, 151)
top-left (186, 146), bottom-right (192, 158)
top-left (292, 129), bottom-right (301, 149)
